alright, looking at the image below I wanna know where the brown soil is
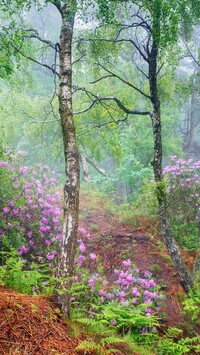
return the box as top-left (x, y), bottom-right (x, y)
top-left (0, 286), bottom-right (79, 355)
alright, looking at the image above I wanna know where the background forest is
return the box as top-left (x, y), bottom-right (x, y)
top-left (0, 0), bottom-right (200, 354)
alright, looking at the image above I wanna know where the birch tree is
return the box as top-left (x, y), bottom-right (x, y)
top-left (1, 0), bottom-right (80, 318)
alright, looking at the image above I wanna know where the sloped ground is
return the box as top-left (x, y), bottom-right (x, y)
top-left (79, 193), bottom-right (198, 332)
top-left (0, 286), bottom-right (79, 355)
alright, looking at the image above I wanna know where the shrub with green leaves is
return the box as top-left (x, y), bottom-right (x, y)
top-left (182, 283), bottom-right (200, 329)
top-left (0, 249), bottom-right (55, 294)
top-left (163, 156), bottom-right (200, 250)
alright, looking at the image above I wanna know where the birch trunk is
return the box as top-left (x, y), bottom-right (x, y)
top-left (56, 1), bottom-right (80, 319)
top-left (148, 32), bottom-right (193, 291)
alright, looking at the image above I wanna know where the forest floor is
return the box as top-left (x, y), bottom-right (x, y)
top-left (78, 190), bottom-right (195, 332)
top-left (0, 189), bottom-right (199, 354)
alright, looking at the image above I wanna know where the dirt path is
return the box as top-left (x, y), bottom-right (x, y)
top-left (79, 194), bottom-right (191, 331)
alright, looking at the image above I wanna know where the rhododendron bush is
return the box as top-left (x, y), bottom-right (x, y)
top-left (0, 148), bottom-right (62, 266)
top-left (163, 156), bottom-right (200, 250)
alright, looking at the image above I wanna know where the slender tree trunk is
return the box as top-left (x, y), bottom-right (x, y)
top-left (55, 1), bottom-right (80, 319)
top-left (79, 148), bottom-right (90, 182)
top-left (184, 89), bottom-right (196, 156)
top-left (149, 39), bottom-right (193, 291)
top-left (85, 155), bottom-right (109, 178)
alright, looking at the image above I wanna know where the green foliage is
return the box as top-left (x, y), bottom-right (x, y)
top-left (126, 179), bottom-right (158, 218)
top-left (0, 83), bottom-right (63, 171)
top-left (70, 253), bottom-right (163, 354)
top-left (155, 180), bottom-right (167, 203)
top-left (102, 302), bottom-right (159, 341)
top-left (0, 249), bottom-right (54, 294)
top-left (75, 338), bottom-right (125, 355)
top-left (73, 304), bottom-right (200, 354)
top-left (73, 312), bottom-right (153, 355)
top-left (156, 331), bottom-right (200, 354)
top-left (182, 283), bottom-right (200, 328)
top-left (150, 264), bottom-right (161, 276)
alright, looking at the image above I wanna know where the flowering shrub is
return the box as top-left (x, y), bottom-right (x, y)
top-left (72, 228), bottom-right (163, 336)
top-left (0, 148), bottom-right (62, 266)
top-left (0, 148), bottom-right (164, 340)
top-left (163, 156), bottom-right (200, 250)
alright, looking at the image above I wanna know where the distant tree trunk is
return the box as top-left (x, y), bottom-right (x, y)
top-left (183, 71), bottom-right (200, 160)
top-left (85, 155), bottom-right (109, 178)
top-left (79, 148), bottom-right (90, 182)
top-left (55, 1), bottom-right (80, 319)
top-left (149, 32), bottom-right (193, 291)
top-left (184, 88), bottom-right (196, 157)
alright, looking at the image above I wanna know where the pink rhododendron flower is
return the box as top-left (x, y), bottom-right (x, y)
top-left (20, 166), bottom-right (28, 174)
top-left (0, 161), bottom-right (9, 167)
top-left (122, 259), bottom-right (131, 267)
top-left (78, 227), bottom-right (86, 235)
top-left (56, 234), bottom-right (62, 240)
top-left (53, 209), bottom-right (61, 217)
top-left (76, 254), bottom-right (85, 266)
top-left (90, 253), bottom-right (96, 260)
top-left (107, 293), bottom-right (114, 300)
top-left (46, 252), bottom-right (56, 261)
top-left (19, 245), bottom-right (29, 255)
top-left (132, 299), bottom-right (138, 305)
top-left (99, 289), bottom-right (105, 296)
top-left (3, 207), bottom-right (10, 213)
top-left (79, 243), bottom-right (86, 253)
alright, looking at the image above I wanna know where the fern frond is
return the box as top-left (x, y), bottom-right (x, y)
top-left (100, 336), bottom-right (125, 346)
top-left (165, 327), bottom-right (183, 339)
top-left (179, 335), bottom-right (200, 345)
top-left (75, 340), bottom-right (97, 351)
top-left (76, 317), bottom-right (98, 326)
top-left (104, 347), bottom-right (123, 354)
top-left (122, 334), bottom-right (153, 355)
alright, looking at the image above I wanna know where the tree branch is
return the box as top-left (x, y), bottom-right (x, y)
top-left (11, 43), bottom-right (60, 77)
top-left (114, 21), bottom-right (150, 62)
top-left (157, 62), bottom-right (164, 75)
top-left (74, 93), bottom-right (151, 116)
top-left (182, 40), bottom-right (200, 67)
top-left (95, 62), bottom-right (151, 99)
top-left (22, 33), bottom-right (57, 50)
top-left (75, 35), bottom-right (149, 63)
top-left (18, 110), bottom-right (60, 126)
top-left (72, 53), bottom-right (86, 66)
top-left (90, 74), bottom-right (114, 84)
top-left (135, 63), bottom-right (149, 79)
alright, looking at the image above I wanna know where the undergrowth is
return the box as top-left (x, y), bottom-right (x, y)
top-left (0, 149), bottom-right (200, 354)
